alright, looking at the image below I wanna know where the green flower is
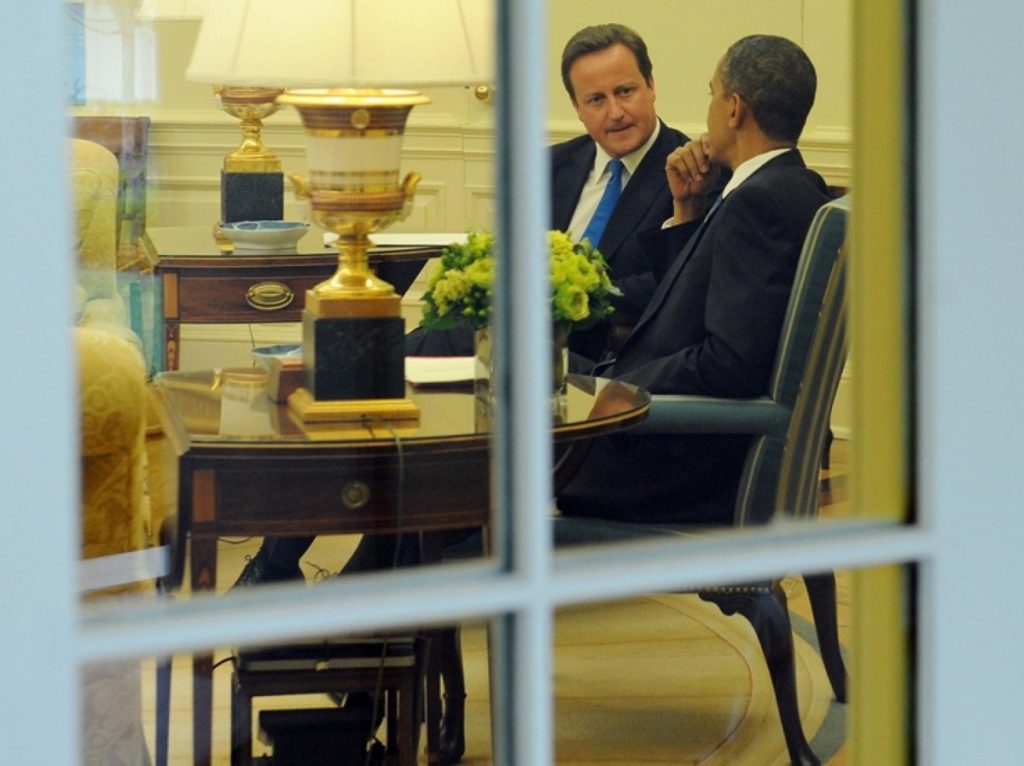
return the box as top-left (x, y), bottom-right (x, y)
top-left (420, 229), bottom-right (621, 334)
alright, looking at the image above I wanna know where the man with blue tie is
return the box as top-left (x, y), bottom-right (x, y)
top-left (558, 34), bottom-right (830, 525)
top-left (550, 23), bottom-right (691, 359)
top-left (406, 23), bottom-right (691, 360)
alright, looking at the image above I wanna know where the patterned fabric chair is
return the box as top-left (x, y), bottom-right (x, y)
top-left (72, 138), bottom-right (142, 345)
top-left (72, 116), bottom-right (152, 272)
top-left (74, 137), bottom-right (158, 766)
top-left (72, 118), bottom-right (161, 375)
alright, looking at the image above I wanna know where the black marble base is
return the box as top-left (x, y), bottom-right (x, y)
top-left (302, 312), bottom-right (406, 400)
top-left (221, 171), bottom-right (283, 223)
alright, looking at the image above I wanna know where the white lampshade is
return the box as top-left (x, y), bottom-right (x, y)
top-left (186, 0), bottom-right (494, 88)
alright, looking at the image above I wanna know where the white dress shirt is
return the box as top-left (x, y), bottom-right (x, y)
top-left (567, 121), bottom-right (662, 243)
top-left (662, 147), bottom-right (793, 229)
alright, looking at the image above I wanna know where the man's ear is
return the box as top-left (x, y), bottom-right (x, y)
top-left (728, 92), bottom-right (745, 129)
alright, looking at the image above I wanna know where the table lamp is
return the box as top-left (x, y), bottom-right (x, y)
top-left (214, 85), bottom-right (285, 223)
top-left (188, 0), bottom-right (493, 422)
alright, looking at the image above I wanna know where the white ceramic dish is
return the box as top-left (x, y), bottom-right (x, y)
top-left (219, 220), bottom-right (310, 253)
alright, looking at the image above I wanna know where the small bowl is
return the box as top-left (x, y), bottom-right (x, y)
top-left (250, 343), bottom-right (303, 362)
top-left (219, 220), bottom-right (310, 253)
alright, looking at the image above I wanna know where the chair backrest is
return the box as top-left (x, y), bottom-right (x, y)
top-left (72, 116), bottom-right (152, 271)
top-left (71, 137), bottom-right (121, 301)
top-left (733, 195), bottom-right (851, 524)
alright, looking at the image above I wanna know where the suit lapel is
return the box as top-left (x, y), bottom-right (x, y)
top-left (627, 203), bottom-right (722, 340)
top-left (618, 150), bottom-right (809, 351)
top-left (551, 141), bottom-right (594, 230)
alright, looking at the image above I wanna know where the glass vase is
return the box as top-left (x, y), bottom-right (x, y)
top-left (474, 324), bottom-right (570, 417)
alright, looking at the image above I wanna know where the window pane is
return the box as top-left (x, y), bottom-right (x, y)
top-left (87, 563), bottom-right (915, 765)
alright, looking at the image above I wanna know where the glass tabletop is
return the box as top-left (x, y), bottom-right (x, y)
top-left (154, 368), bottom-right (650, 450)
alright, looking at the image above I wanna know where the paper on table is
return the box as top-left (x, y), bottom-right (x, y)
top-left (323, 232), bottom-right (469, 248)
top-left (404, 356), bottom-right (476, 386)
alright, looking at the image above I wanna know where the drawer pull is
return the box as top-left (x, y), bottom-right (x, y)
top-left (245, 281), bottom-right (294, 311)
top-left (341, 480), bottom-right (371, 510)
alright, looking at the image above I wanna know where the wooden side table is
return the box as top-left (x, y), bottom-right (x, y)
top-left (153, 370), bottom-right (651, 766)
top-left (148, 226), bottom-right (439, 370)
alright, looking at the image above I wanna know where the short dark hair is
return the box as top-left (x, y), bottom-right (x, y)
top-left (560, 23), bottom-right (653, 101)
top-left (719, 35), bottom-right (817, 143)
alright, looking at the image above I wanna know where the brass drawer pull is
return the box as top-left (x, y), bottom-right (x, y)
top-left (245, 281), bottom-right (294, 311)
top-left (341, 480), bottom-right (371, 510)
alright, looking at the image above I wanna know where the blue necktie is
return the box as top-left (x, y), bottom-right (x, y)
top-left (581, 159), bottom-right (624, 247)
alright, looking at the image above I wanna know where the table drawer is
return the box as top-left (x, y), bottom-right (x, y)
top-left (174, 272), bottom-right (330, 322)
top-left (191, 452), bottom-right (491, 536)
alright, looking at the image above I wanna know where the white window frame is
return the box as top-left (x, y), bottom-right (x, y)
top-left (6, 1), bottom-right (1024, 763)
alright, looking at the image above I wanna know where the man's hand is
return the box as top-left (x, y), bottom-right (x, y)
top-left (666, 135), bottom-right (721, 224)
top-left (587, 380), bottom-right (641, 420)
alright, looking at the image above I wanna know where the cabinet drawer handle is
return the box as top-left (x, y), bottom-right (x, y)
top-left (341, 480), bottom-right (371, 510)
top-left (245, 281), bottom-right (294, 311)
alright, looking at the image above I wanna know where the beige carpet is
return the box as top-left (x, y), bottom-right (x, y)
top-left (142, 537), bottom-right (844, 765)
top-left (457, 590), bottom-right (839, 766)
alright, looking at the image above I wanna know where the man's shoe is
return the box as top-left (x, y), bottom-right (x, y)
top-left (231, 548), bottom-right (304, 589)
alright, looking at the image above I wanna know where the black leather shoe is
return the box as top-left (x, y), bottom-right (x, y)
top-left (231, 548), bottom-right (304, 589)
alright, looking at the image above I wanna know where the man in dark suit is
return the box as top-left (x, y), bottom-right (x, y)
top-left (407, 23), bottom-right (688, 360)
top-left (558, 34), bottom-right (830, 525)
top-left (548, 23), bottom-right (689, 358)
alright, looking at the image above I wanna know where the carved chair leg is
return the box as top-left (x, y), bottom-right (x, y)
top-left (437, 626), bottom-right (467, 764)
top-left (804, 571), bottom-right (848, 703)
top-left (820, 427), bottom-right (835, 470)
top-left (702, 584), bottom-right (820, 766)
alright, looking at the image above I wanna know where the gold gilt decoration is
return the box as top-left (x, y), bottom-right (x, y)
top-left (216, 86), bottom-right (284, 173)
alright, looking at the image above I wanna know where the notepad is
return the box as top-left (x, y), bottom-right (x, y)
top-left (404, 356), bottom-right (476, 386)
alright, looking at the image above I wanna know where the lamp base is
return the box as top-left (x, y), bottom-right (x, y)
top-left (287, 387), bottom-right (419, 423)
top-left (289, 310), bottom-right (419, 423)
top-left (221, 171), bottom-right (284, 223)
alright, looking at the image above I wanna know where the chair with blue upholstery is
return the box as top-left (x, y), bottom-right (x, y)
top-left (553, 194), bottom-right (852, 765)
top-left (435, 196), bottom-right (851, 765)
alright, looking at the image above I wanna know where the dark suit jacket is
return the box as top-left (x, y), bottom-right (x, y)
top-left (551, 122), bottom-right (688, 358)
top-left (558, 150), bottom-right (830, 524)
top-left (551, 121), bottom-right (688, 319)
top-left (405, 121), bottom-right (688, 359)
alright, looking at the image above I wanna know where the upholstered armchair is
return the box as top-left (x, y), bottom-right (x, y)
top-left (78, 325), bottom-right (153, 591)
top-left (72, 137), bottom-right (142, 348)
top-left (72, 116), bottom-right (153, 272)
top-left (74, 137), bottom-right (158, 764)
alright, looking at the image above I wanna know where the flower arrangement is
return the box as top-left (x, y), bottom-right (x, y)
top-left (419, 230), bottom-right (620, 333)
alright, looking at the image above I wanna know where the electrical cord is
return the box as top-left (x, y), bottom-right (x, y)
top-left (358, 415), bottom-right (407, 766)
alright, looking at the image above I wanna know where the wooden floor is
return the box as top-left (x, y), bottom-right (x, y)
top-left (137, 431), bottom-right (852, 765)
